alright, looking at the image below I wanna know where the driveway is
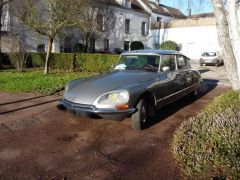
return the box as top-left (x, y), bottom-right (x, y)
top-left (0, 81), bottom-right (230, 180)
top-left (191, 60), bottom-right (230, 85)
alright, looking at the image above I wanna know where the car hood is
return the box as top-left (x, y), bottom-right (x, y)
top-left (64, 70), bottom-right (157, 105)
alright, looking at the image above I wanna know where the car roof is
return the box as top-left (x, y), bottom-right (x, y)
top-left (121, 49), bottom-right (183, 56)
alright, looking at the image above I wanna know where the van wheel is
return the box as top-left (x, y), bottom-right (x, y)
top-left (131, 98), bottom-right (149, 130)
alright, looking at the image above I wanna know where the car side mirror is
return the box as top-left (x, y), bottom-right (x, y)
top-left (162, 66), bottom-right (170, 72)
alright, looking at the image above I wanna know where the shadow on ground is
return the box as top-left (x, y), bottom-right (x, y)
top-left (198, 69), bottom-right (210, 74)
top-left (145, 81), bottom-right (218, 129)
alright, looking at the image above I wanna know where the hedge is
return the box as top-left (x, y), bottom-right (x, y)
top-left (172, 90), bottom-right (240, 179)
top-left (2, 53), bottom-right (119, 73)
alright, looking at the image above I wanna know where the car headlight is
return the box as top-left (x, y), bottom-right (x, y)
top-left (93, 90), bottom-right (129, 109)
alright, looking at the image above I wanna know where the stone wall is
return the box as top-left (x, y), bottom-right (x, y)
top-left (161, 17), bottom-right (216, 29)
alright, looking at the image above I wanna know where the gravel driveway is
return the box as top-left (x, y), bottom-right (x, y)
top-left (0, 81), bottom-right (230, 179)
top-left (191, 60), bottom-right (230, 85)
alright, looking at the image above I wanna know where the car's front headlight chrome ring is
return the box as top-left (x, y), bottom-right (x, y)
top-left (93, 90), bottom-right (129, 109)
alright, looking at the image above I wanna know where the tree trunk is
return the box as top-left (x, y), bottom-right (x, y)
top-left (0, 0), bottom-right (3, 55)
top-left (44, 37), bottom-right (53, 74)
top-left (211, 0), bottom-right (240, 90)
top-left (227, 0), bottom-right (240, 89)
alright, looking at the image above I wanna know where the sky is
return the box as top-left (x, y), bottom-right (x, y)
top-left (154, 0), bottom-right (214, 15)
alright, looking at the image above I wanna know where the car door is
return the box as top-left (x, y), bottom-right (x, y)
top-left (176, 55), bottom-right (194, 90)
top-left (155, 54), bottom-right (183, 108)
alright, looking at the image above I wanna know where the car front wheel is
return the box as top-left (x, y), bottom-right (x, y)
top-left (131, 98), bottom-right (149, 130)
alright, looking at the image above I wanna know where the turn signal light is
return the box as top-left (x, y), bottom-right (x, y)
top-left (115, 104), bottom-right (129, 110)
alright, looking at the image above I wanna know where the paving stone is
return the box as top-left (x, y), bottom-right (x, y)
top-left (4, 117), bottom-right (40, 131)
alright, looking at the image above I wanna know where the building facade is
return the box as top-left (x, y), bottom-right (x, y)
top-left (1, 0), bottom-right (185, 53)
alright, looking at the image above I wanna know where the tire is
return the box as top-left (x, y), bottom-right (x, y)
top-left (188, 88), bottom-right (199, 100)
top-left (131, 98), bottom-right (149, 130)
top-left (215, 63), bottom-right (219, 67)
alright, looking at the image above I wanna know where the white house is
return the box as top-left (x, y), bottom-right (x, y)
top-left (95, 0), bottom-right (151, 52)
top-left (95, 0), bottom-right (185, 52)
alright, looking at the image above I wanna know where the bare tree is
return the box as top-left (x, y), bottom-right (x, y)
top-left (0, 0), bottom-right (5, 54)
top-left (12, 0), bottom-right (75, 74)
top-left (6, 25), bottom-right (28, 72)
top-left (73, 0), bottom-right (116, 53)
top-left (0, 0), bottom-right (12, 54)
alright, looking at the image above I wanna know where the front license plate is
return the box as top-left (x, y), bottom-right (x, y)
top-left (205, 60), bottom-right (212, 63)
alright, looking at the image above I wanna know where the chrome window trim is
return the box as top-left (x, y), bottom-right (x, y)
top-left (156, 83), bottom-right (199, 103)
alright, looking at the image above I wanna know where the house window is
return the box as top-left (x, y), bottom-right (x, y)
top-left (97, 14), bottom-right (104, 31)
top-left (125, 19), bottom-right (130, 34)
top-left (104, 39), bottom-right (109, 51)
top-left (37, 44), bottom-right (45, 52)
top-left (124, 41), bottom-right (130, 51)
top-left (141, 22), bottom-right (147, 36)
top-left (157, 17), bottom-right (162, 22)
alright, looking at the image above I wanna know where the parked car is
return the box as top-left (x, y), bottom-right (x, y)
top-left (199, 51), bottom-right (223, 66)
top-left (58, 50), bottom-right (202, 130)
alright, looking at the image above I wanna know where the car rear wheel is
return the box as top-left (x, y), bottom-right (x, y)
top-left (131, 98), bottom-right (149, 130)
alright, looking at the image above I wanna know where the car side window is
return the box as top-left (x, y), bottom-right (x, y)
top-left (177, 55), bottom-right (188, 70)
top-left (161, 55), bottom-right (176, 71)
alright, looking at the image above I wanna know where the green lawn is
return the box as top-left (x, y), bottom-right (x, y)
top-left (0, 69), bottom-right (91, 95)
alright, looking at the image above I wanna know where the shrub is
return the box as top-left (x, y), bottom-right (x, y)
top-left (75, 53), bottom-right (118, 73)
top-left (160, 40), bottom-right (180, 51)
top-left (172, 90), bottom-right (240, 179)
top-left (7, 52), bottom-right (28, 72)
top-left (51, 53), bottom-right (75, 70)
top-left (9, 52), bottom-right (119, 73)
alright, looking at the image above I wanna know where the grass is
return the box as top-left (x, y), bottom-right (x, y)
top-left (172, 90), bottom-right (240, 179)
top-left (0, 69), bottom-right (91, 95)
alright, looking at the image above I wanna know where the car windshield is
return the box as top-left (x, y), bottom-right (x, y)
top-left (202, 52), bottom-right (217, 57)
top-left (115, 55), bottom-right (160, 71)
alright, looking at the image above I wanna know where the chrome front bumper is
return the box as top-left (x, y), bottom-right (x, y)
top-left (58, 99), bottom-right (136, 120)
